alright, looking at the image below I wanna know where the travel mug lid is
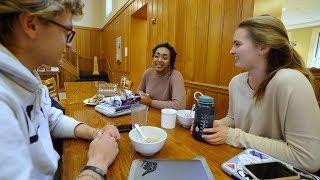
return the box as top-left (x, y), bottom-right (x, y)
top-left (198, 95), bottom-right (214, 105)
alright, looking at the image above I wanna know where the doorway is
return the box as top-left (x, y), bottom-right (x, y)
top-left (130, 4), bottom-right (148, 91)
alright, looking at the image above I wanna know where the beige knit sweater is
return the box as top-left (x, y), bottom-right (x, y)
top-left (138, 68), bottom-right (186, 110)
top-left (217, 69), bottom-right (320, 172)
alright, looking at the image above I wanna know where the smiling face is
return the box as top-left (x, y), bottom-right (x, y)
top-left (230, 28), bottom-right (265, 71)
top-left (152, 47), bottom-right (171, 74)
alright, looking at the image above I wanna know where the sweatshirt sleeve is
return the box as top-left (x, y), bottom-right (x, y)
top-left (0, 100), bottom-right (33, 180)
top-left (47, 107), bottom-right (81, 138)
top-left (151, 71), bottom-right (186, 110)
top-left (226, 72), bottom-right (320, 172)
top-left (42, 85), bottom-right (81, 138)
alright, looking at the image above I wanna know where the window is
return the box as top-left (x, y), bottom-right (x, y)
top-left (106, 0), bottom-right (112, 17)
top-left (310, 29), bottom-right (320, 68)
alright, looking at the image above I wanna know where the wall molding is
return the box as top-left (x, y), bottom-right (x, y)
top-left (286, 20), bottom-right (320, 30)
top-left (74, 26), bottom-right (101, 31)
top-left (184, 80), bottom-right (228, 95)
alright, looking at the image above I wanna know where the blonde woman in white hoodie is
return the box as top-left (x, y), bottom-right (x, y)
top-left (0, 1), bottom-right (119, 180)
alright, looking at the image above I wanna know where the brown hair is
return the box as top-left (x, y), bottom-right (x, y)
top-left (238, 15), bottom-right (313, 100)
top-left (0, 0), bottom-right (84, 44)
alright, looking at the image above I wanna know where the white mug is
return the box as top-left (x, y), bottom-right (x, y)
top-left (161, 108), bottom-right (177, 129)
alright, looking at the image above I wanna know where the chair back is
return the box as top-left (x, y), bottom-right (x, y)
top-left (120, 76), bottom-right (133, 90)
top-left (43, 77), bottom-right (59, 101)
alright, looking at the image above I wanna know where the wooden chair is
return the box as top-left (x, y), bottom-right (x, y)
top-left (42, 77), bottom-right (59, 101)
top-left (120, 76), bottom-right (133, 90)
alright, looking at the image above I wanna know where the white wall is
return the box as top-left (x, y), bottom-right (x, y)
top-left (101, 0), bottom-right (129, 28)
top-left (74, 0), bottom-right (129, 29)
top-left (73, 0), bottom-right (103, 28)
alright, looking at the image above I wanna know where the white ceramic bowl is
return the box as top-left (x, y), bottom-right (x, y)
top-left (129, 126), bottom-right (167, 156)
top-left (177, 110), bottom-right (195, 128)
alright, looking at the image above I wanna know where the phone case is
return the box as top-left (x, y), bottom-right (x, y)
top-left (117, 125), bottom-right (132, 132)
top-left (242, 162), bottom-right (300, 180)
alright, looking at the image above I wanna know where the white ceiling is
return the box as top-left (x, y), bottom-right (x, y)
top-left (281, 0), bottom-right (320, 29)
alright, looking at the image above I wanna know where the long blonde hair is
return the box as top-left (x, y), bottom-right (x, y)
top-left (238, 15), bottom-right (313, 100)
top-left (0, 0), bottom-right (84, 44)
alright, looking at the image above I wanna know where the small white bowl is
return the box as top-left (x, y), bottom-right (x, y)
top-left (177, 110), bottom-right (195, 128)
top-left (129, 126), bottom-right (167, 156)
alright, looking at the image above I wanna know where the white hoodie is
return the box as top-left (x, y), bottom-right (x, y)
top-left (0, 43), bottom-right (81, 180)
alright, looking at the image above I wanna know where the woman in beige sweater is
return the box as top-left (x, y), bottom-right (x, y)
top-left (200, 15), bottom-right (320, 173)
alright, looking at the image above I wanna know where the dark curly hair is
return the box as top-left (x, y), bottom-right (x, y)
top-left (152, 42), bottom-right (177, 70)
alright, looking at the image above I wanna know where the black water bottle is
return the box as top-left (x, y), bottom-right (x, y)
top-left (192, 95), bottom-right (215, 142)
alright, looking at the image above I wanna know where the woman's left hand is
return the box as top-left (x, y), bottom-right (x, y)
top-left (202, 126), bottom-right (229, 145)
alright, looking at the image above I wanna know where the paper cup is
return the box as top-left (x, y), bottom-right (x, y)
top-left (161, 108), bottom-right (177, 129)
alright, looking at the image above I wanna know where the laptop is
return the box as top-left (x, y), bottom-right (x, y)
top-left (128, 157), bottom-right (214, 180)
top-left (221, 148), bottom-right (320, 180)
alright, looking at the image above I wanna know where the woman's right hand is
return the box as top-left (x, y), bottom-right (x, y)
top-left (86, 131), bottom-right (119, 173)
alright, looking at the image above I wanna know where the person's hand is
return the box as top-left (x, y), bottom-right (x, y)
top-left (190, 121), bottom-right (219, 132)
top-left (101, 125), bottom-right (121, 140)
top-left (87, 132), bottom-right (119, 173)
top-left (91, 125), bottom-right (121, 140)
top-left (140, 93), bottom-right (152, 106)
top-left (202, 126), bottom-right (229, 145)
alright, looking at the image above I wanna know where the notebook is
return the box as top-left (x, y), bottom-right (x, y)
top-left (95, 103), bottom-right (131, 117)
top-left (221, 148), bottom-right (320, 180)
top-left (128, 157), bottom-right (214, 180)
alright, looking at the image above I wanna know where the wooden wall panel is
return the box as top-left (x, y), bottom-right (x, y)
top-left (71, 27), bottom-right (102, 74)
top-left (194, 0), bottom-right (210, 82)
top-left (146, 1), bottom-right (153, 68)
top-left (156, 0), bottom-right (163, 43)
top-left (174, 0), bottom-right (186, 76)
top-left (59, 69), bottom-right (77, 87)
top-left (130, 5), bottom-right (148, 90)
top-left (72, 27), bottom-right (101, 58)
top-left (205, 0), bottom-right (224, 85)
top-left (150, 0), bottom-right (157, 57)
top-left (310, 68), bottom-right (320, 105)
top-left (167, 0), bottom-right (176, 45)
top-left (58, 26), bottom-right (102, 89)
top-left (217, 94), bottom-right (229, 119)
top-left (184, 0), bottom-right (198, 81)
top-left (219, 0), bottom-right (243, 86)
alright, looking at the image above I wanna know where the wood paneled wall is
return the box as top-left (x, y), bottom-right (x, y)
top-left (310, 68), bottom-right (320, 105)
top-left (59, 26), bottom-right (103, 89)
top-left (72, 26), bottom-right (104, 74)
top-left (100, 0), bottom-right (254, 119)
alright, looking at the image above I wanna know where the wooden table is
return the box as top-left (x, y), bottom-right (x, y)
top-left (61, 82), bottom-right (241, 180)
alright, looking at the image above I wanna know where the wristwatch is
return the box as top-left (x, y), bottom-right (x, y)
top-left (81, 165), bottom-right (106, 179)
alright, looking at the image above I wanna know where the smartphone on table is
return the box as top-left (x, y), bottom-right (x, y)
top-left (243, 161), bottom-right (299, 180)
top-left (116, 124), bottom-right (133, 133)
